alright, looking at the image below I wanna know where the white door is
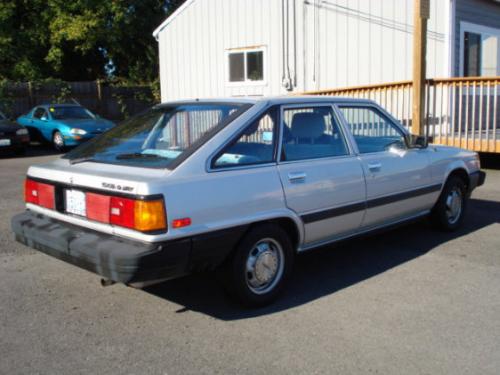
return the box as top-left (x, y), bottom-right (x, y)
top-left (338, 105), bottom-right (436, 229)
top-left (277, 104), bottom-right (366, 246)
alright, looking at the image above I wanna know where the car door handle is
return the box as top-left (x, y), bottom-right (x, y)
top-left (368, 163), bottom-right (382, 172)
top-left (288, 172), bottom-right (306, 182)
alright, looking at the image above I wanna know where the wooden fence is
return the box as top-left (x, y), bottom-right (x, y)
top-left (0, 81), bottom-right (157, 121)
top-left (303, 77), bottom-right (500, 153)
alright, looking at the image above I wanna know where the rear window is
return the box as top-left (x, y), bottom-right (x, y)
top-left (64, 103), bottom-right (250, 169)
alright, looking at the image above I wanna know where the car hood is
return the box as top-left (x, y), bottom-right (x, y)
top-left (53, 118), bottom-right (114, 132)
top-left (0, 119), bottom-right (22, 132)
top-left (431, 144), bottom-right (475, 155)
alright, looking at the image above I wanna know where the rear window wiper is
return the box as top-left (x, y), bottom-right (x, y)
top-left (69, 157), bottom-right (96, 165)
top-left (115, 152), bottom-right (164, 160)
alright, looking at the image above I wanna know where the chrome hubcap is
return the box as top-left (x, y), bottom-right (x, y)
top-left (54, 133), bottom-right (64, 147)
top-left (245, 238), bottom-right (284, 295)
top-left (445, 187), bottom-right (463, 224)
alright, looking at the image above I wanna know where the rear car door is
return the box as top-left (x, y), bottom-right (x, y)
top-left (337, 104), bottom-right (435, 228)
top-left (277, 104), bottom-right (366, 247)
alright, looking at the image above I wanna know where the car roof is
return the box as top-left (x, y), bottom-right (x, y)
top-left (155, 96), bottom-right (375, 107)
top-left (35, 104), bottom-right (83, 109)
top-left (261, 96), bottom-right (375, 105)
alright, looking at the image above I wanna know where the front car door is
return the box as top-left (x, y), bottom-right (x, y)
top-left (337, 104), bottom-right (437, 229)
top-left (32, 107), bottom-right (51, 141)
top-left (277, 104), bottom-right (366, 248)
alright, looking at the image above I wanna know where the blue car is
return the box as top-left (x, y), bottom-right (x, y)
top-left (17, 104), bottom-right (115, 150)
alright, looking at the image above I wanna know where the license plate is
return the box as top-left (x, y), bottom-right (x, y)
top-left (65, 190), bottom-right (86, 217)
top-left (0, 139), bottom-right (11, 146)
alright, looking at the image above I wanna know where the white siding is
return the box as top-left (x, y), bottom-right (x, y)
top-left (304, 0), bottom-right (448, 91)
top-left (158, 0), bottom-right (285, 101)
top-left (157, 0), bottom-right (450, 101)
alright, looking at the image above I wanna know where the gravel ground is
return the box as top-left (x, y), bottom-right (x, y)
top-left (1, 147), bottom-right (499, 375)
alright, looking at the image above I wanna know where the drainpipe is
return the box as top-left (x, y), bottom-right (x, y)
top-left (282, 0), bottom-right (293, 91)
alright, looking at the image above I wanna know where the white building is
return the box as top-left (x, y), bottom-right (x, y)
top-left (153, 0), bottom-right (500, 102)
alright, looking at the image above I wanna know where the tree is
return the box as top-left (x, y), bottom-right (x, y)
top-left (0, 0), bottom-right (186, 82)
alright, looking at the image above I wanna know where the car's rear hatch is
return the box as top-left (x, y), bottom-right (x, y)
top-left (28, 158), bottom-right (170, 195)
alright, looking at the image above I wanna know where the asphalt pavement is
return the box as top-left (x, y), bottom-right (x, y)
top-left (1, 147), bottom-right (499, 374)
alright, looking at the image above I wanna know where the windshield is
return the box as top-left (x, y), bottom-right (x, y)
top-left (50, 106), bottom-right (95, 120)
top-left (64, 103), bottom-right (250, 169)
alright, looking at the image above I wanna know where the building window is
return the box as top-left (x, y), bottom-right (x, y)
top-left (227, 48), bottom-right (265, 83)
top-left (461, 22), bottom-right (500, 77)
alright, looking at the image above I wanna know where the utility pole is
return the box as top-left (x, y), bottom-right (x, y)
top-left (412, 0), bottom-right (430, 136)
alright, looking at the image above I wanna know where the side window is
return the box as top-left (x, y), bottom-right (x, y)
top-left (281, 106), bottom-right (349, 161)
top-left (339, 107), bottom-right (407, 154)
top-left (212, 107), bottom-right (278, 168)
top-left (33, 108), bottom-right (47, 119)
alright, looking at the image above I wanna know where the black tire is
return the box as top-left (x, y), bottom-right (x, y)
top-left (431, 175), bottom-right (468, 231)
top-left (222, 223), bottom-right (294, 307)
top-left (52, 131), bottom-right (65, 151)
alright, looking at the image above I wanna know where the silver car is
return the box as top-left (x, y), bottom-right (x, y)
top-left (12, 97), bottom-right (485, 306)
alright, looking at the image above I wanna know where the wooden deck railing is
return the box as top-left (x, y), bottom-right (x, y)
top-left (303, 77), bottom-right (500, 153)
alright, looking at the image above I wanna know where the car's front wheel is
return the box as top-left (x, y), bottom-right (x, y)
top-left (52, 131), bottom-right (65, 151)
top-left (431, 175), bottom-right (468, 231)
top-left (223, 224), bottom-right (294, 307)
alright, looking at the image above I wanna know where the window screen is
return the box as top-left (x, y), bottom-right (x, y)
top-left (229, 53), bottom-right (245, 82)
top-left (228, 49), bottom-right (264, 82)
top-left (247, 51), bottom-right (264, 81)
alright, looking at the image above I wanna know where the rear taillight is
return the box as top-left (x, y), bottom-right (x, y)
top-left (24, 178), bottom-right (55, 209)
top-left (86, 193), bottom-right (167, 232)
top-left (25, 179), bottom-right (38, 204)
top-left (110, 196), bottom-right (136, 229)
top-left (25, 177), bottom-right (167, 233)
top-left (86, 192), bottom-right (111, 223)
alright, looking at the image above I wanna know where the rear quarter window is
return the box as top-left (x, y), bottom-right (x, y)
top-left (212, 107), bottom-right (279, 169)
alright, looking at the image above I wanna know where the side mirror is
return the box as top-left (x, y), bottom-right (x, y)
top-left (40, 116), bottom-right (48, 121)
top-left (408, 134), bottom-right (431, 149)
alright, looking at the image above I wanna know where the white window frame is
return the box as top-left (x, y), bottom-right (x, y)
top-left (459, 21), bottom-right (500, 77)
top-left (225, 46), bottom-right (267, 87)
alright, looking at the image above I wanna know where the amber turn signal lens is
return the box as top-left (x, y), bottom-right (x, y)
top-left (133, 200), bottom-right (167, 232)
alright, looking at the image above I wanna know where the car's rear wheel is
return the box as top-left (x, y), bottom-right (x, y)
top-left (222, 223), bottom-right (294, 307)
top-left (52, 131), bottom-right (65, 151)
top-left (431, 175), bottom-right (467, 231)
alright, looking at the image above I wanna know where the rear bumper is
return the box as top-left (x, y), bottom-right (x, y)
top-left (469, 170), bottom-right (486, 192)
top-left (0, 136), bottom-right (30, 151)
top-left (12, 211), bottom-right (190, 284)
top-left (12, 211), bottom-right (247, 285)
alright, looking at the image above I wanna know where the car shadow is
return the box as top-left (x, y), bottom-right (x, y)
top-left (144, 197), bottom-right (500, 320)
